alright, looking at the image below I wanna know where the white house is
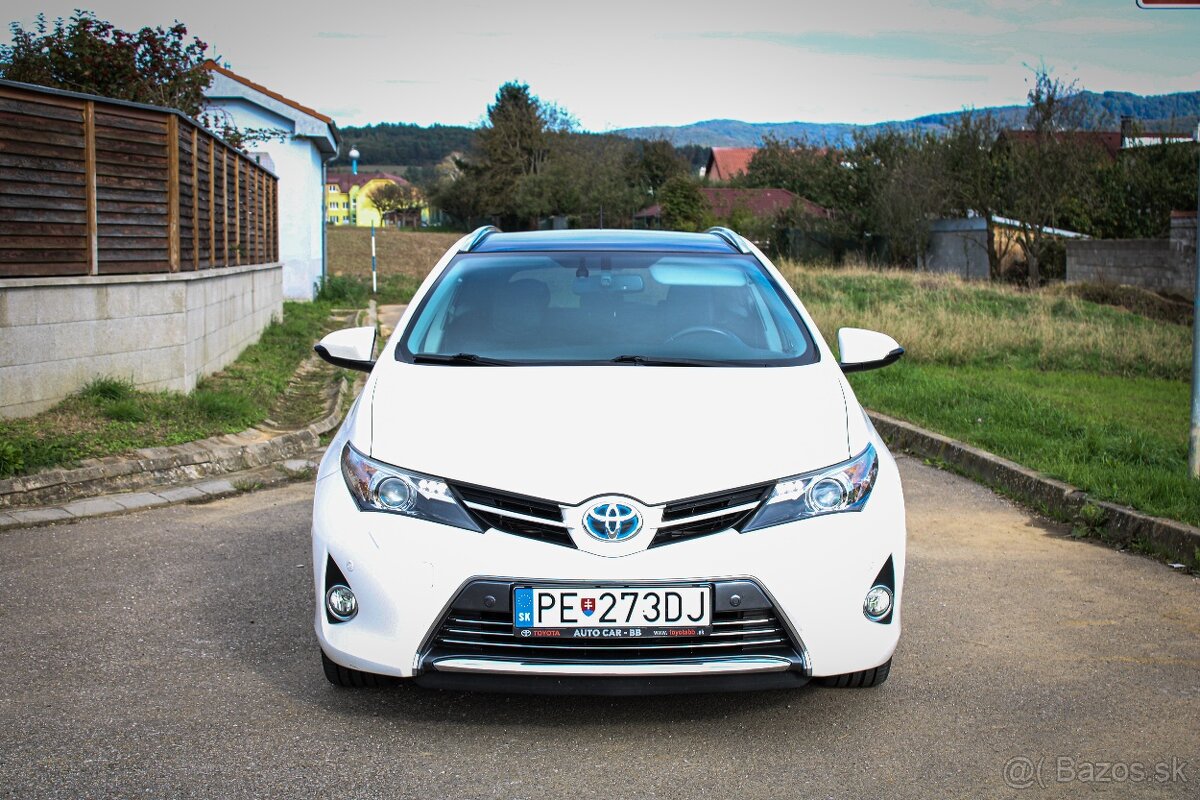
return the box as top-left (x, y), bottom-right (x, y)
top-left (201, 61), bottom-right (339, 301)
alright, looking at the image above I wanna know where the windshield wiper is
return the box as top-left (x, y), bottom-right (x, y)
top-left (610, 354), bottom-right (737, 367)
top-left (413, 352), bottom-right (513, 366)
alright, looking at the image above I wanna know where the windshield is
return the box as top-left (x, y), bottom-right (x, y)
top-left (399, 251), bottom-right (818, 366)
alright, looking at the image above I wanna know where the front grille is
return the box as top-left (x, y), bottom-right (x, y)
top-left (652, 483), bottom-right (771, 547)
top-left (425, 608), bottom-right (796, 663)
top-left (450, 483), bottom-right (575, 548)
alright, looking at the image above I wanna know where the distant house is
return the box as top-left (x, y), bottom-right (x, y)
top-left (997, 129), bottom-right (1123, 161)
top-left (325, 171), bottom-right (424, 228)
top-left (201, 60), bottom-right (339, 301)
top-left (704, 147), bottom-right (758, 181)
top-left (996, 119), bottom-right (1197, 162)
top-left (634, 187), bottom-right (829, 228)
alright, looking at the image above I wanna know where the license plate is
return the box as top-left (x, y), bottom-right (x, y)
top-left (513, 586), bottom-right (711, 638)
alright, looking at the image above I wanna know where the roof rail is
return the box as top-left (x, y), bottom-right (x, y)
top-left (461, 225), bottom-right (501, 252)
top-left (705, 226), bottom-right (751, 254)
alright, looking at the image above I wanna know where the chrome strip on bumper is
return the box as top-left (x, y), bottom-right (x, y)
top-left (430, 655), bottom-right (794, 677)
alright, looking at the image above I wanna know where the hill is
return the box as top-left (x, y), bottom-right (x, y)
top-left (614, 90), bottom-right (1200, 147)
top-left (331, 121), bottom-right (475, 168)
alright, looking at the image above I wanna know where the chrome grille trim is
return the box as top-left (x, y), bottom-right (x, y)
top-left (463, 501), bottom-right (569, 528)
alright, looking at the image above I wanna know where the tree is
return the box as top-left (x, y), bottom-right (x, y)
top-left (369, 182), bottom-right (423, 226)
top-left (475, 81), bottom-right (573, 227)
top-left (1091, 139), bottom-right (1199, 239)
top-left (867, 131), bottom-right (950, 267)
top-left (627, 139), bottom-right (688, 196)
top-left (0, 11), bottom-right (211, 117)
top-left (658, 176), bottom-right (709, 232)
top-left (1000, 68), bottom-right (1105, 286)
top-left (940, 110), bottom-right (1016, 278)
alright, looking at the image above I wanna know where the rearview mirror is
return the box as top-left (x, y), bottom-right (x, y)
top-left (837, 328), bottom-right (904, 373)
top-left (315, 326), bottom-right (377, 373)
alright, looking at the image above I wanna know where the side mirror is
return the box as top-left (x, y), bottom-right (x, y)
top-left (837, 327), bottom-right (905, 373)
top-left (315, 326), bottom-right (377, 373)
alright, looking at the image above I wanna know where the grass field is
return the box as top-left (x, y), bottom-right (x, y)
top-left (325, 227), bottom-right (460, 304)
top-left (778, 264), bottom-right (1199, 527)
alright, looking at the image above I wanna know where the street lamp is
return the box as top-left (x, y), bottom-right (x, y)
top-left (349, 146), bottom-right (360, 176)
top-left (1189, 129), bottom-right (1200, 478)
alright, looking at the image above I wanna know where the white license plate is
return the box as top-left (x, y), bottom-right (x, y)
top-left (513, 586), bottom-right (711, 638)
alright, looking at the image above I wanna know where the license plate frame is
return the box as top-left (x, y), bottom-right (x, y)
top-left (512, 585), bottom-right (712, 639)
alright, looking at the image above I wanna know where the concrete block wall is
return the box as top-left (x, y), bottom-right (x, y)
top-left (0, 263), bottom-right (282, 419)
top-left (1066, 214), bottom-right (1197, 299)
top-left (926, 218), bottom-right (991, 280)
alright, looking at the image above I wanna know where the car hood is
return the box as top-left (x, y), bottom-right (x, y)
top-left (366, 362), bottom-right (851, 505)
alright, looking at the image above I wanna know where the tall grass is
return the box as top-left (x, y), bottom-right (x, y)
top-left (779, 264), bottom-right (1191, 381)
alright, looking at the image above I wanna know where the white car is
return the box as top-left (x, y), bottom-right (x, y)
top-left (312, 227), bottom-right (906, 694)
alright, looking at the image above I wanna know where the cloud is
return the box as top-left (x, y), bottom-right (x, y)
top-left (315, 31), bottom-right (381, 39)
top-left (1030, 16), bottom-right (1157, 34)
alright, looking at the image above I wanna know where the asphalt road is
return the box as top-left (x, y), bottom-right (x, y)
top-left (1, 455), bottom-right (1197, 800)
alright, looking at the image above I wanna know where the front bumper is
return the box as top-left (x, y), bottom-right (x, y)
top-left (312, 443), bottom-right (906, 688)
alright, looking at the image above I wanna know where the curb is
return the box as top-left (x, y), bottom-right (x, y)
top-left (869, 411), bottom-right (1200, 570)
top-left (0, 304), bottom-right (373, 518)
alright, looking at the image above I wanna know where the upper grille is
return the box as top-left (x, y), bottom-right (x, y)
top-left (426, 607), bottom-right (797, 663)
top-left (652, 482), bottom-right (771, 547)
top-left (451, 483), bottom-right (575, 548)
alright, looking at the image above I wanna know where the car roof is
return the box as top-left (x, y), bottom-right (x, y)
top-left (469, 229), bottom-right (742, 254)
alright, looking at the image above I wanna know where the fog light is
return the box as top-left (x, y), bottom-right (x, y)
top-left (326, 585), bottom-right (358, 621)
top-left (863, 585), bottom-right (893, 621)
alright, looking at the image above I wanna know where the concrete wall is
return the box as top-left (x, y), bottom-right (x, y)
top-left (926, 218), bottom-right (991, 280)
top-left (0, 263), bottom-right (282, 418)
top-left (1066, 214), bottom-right (1197, 299)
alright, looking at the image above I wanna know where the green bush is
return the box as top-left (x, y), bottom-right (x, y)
top-left (315, 275), bottom-right (370, 306)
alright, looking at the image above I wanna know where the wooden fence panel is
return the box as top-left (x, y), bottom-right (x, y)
top-left (0, 81), bottom-right (278, 279)
top-left (0, 89), bottom-right (89, 276)
top-left (94, 107), bottom-right (170, 274)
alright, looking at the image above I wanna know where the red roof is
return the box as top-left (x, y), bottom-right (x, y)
top-left (326, 171), bottom-right (411, 192)
top-left (202, 60), bottom-right (333, 124)
top-left (634, 187), bottom-right (831, 221)
top-left (999, 129), bottom-right (1122, 160)
top-left (706, 147), bottom-right (758, 181)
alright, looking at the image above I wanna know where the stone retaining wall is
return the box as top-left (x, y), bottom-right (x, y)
top-left (0, 262), bottom-right (282, 418)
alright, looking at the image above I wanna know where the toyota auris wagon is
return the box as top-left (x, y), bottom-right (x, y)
top-left (312, 227), bottom-right (906, 694)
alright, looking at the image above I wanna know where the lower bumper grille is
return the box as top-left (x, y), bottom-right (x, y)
top-left (419, 579), bottom-right (806, 671)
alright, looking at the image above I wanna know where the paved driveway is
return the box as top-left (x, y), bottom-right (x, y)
top-left (1, 456), bottom-right (1197, 799)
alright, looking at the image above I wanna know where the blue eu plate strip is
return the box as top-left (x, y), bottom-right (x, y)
top-left (513, 587), bottom-right (533, 628)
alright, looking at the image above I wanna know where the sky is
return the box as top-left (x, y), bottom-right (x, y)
top-left (3, 0), bottom-right (1199, 131)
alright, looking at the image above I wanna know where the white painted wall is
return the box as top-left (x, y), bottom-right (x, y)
top-left (0, 264), bottom-right (282, 419)
top-left (202, 85), bottom-right (337, 302)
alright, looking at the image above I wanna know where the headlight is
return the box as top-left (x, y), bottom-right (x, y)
top-left (340, 443), bottom-right (481, 532)
top-left (742, 443), bottom-right (878, 532)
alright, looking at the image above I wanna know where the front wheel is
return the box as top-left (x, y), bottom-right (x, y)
top-left (321, 650), bottom-right (389, 688)
top-left (815, 658), bottom-right (891, 688)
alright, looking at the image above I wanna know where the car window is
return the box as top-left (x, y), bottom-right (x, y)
top-left (400, 251), bottom-right (817, 366)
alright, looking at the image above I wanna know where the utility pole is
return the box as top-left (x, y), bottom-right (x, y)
top-left (1190, 129), bottom-right (1200, 478)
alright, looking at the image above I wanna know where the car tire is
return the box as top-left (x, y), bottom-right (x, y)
top-left (321, 650), bottom-right (389, 688)
top-left (815, 658), bottom-right (891, 688)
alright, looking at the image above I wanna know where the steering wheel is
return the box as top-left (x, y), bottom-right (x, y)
top-left (666, 326), bottom-right (740, 344)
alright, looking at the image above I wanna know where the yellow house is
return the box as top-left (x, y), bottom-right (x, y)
top-left (325, 171), bottom-right (424, 227)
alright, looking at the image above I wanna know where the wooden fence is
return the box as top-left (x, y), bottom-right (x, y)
top-left (0, 80), bottom-right (278, 278)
